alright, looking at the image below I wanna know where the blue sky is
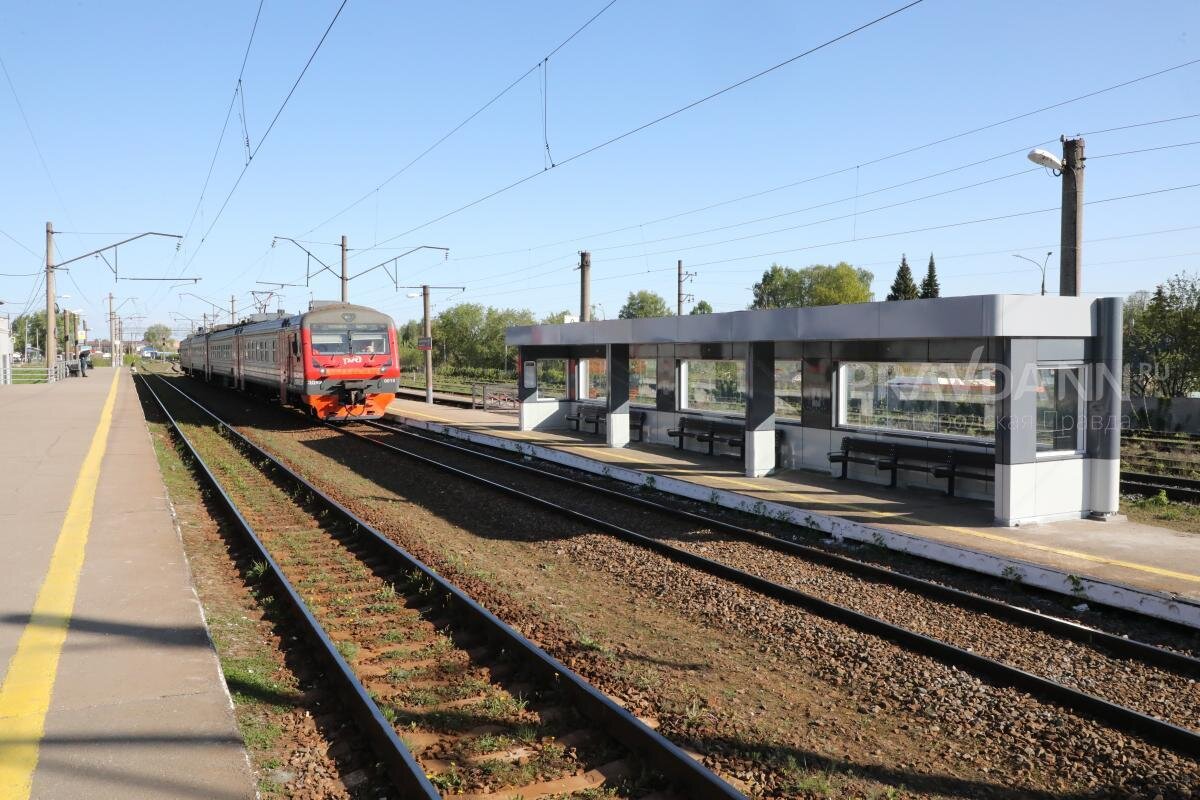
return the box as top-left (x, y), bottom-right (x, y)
top-left (1, 0), bottom-right (1198, 338)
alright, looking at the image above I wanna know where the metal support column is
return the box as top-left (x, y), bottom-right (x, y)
top-left (1087, 297), bottom-right (1123, 517)
top-left (606, 344), bottom-right (630, 447)
top-left (744, 341), bottom-right (776, 477)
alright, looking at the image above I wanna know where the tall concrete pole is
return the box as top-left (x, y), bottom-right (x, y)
top-left (423, 284), bottom-right (433, 404)
top-left (1059, 137), bottom-right (1085, 296)
top-left (677, 259), bottom-right (684, 315)
top-left (45, 222), bottom-right (56, 374)
top-left (230, 294), bottom-right (236, 324)
top-left (107, 293), bottom-right (114, 366)
top-left (341, 235), bottom-right (349, 303)
top-left (579, 251), bottom-right (591, 322)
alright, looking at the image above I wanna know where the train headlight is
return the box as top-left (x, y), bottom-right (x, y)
top-left (378, 366), bottom-right (386, 374)
top-left (319, 368), bottom-right (327, 376)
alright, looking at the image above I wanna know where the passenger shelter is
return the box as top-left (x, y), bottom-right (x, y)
top-left (505, 294), bottom-right (1123, 527)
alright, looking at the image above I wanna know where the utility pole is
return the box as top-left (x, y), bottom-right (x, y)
top-left (230, 294), bottom-right (236, 324)
top-left (341, 235), bottom-right (349, 303)
top-left (422, 285), bottom-right (432, 404)
top-left (578, 251), bottom-right (591, 322)
top-left (45, 222), bottom-right (56, 373)
top-left (1059, 136), bottom-right (1085, 296)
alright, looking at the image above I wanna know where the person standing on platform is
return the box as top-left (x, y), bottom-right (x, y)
top-left (78, 348), bottom-right (89, 377)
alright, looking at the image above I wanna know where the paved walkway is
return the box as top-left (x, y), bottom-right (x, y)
top-left (387, 398), bottom-right (1200, 626)
top-left (0, 368), bottom-right (253, 799)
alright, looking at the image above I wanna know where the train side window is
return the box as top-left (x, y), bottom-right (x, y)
top-left (291, 336), bottom-right (299, 356)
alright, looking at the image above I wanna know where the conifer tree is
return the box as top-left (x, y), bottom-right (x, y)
top-left (919, 253), bottom-right (941, 299)
top-left (886, 254), bottom-right (919, 301)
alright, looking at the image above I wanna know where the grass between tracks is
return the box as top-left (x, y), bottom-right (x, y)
top-left (1122, 491), bottom-right (1200, 535)
top-left (140, 384), bottom-right (385, 799)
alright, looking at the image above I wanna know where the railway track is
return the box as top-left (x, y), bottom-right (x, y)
top-left (138, 372), bottom-right (744, 800)
top-left (1121, 471), bottom-right (1200, 503)
top-left (319, 417), bottom-right (1200, 762)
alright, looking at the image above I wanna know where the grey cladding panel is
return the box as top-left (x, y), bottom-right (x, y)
top-left (678, 311), bottom-right (736, 343)
top-left (637, 316), bottom-right (681, 343)
top-left (879, 340), bottom-right (930, 361)
top-left (1036, 338), bottom-right (1087, 361)
top-left (878, 296), bottom-right (989, 339)
top-left (796, 302), bottom-right (881, 341)
top-left (730, 308), bottom-right (796, 341)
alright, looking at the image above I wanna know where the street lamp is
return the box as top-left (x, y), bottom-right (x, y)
top-left (1012, 251), bottom-right (1054, 296)
top-left (1027, 136), bottom-right (1085, 296)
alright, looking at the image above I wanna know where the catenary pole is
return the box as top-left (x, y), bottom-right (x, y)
top-left (45, 222), bottom-right (56, 377)
top-left (677, 259), bottom-right (684, 315)
top-left (341, 235), bottom-right (349, 303)
top-left (579, 251), bottom-right (591, 322)
top-left (423, 284), bottom-right (432, 404)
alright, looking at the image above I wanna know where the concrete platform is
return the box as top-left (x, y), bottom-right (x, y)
top-left (0, 368), bottom-right (253, 799)
top-left (387, 398), bottom-right (1200, 629)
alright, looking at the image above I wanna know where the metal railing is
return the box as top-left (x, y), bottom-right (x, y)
top-left (470, 381), bottom-right (518, 410)
top-left (0, 360), bottom-right (71, 385)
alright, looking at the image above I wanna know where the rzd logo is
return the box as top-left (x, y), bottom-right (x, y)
top-left (341, 356), bottom-right (363, 365)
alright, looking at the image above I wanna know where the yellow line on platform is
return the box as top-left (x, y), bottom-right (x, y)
top-left (0, 369), bottom-right (120, 799)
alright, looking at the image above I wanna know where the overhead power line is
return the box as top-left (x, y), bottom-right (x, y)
top-left (179, 0), bottom-right (267, 247)
top-left (692, 181), bottom-right (1200, 272)
top-left (455, 134), bottom-right (1196, 293)
top-left (184, 0), bottom-right (350, 271)
top-left (447, 95), bottom-right (1200, 268)
top-left (351, 0), bottom-right (927, 261)
top-left (300, 0), bottom-right (621, 236)
top-left (854, 223), bottom-right (1200, 268)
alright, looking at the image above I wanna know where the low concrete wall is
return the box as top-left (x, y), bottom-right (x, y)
top-left (391, 409), bottom-right (1200, 631)
top-left (1123, 397), bottom-right (1200, 434)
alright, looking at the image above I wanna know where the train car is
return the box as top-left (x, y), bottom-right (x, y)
top-left (178, 302), bottom-right (401, 420)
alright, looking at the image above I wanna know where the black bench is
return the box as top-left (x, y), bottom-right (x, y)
top-left (696, 419), bottom-right (745, 458)
top-left (829, 437), bottom-right (900, 486)
top-left (571, 406), bottom-right (648, 443)
top-left (564, 403), bottom-right (593, 432)
top-left (667, 416), bottom-right (703, 448)
top-left (590, 409), bottom-right (648, 442)
top-left (668, 416), bottom-right (745, 458)
top-left (829, 436), bottom-right (994, 496)
top-left (931, 448), bottom-right (995, 497)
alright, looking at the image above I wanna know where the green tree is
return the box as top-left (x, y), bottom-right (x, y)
top-left (431, 303), bottom-right (534, 371)
top-left (144, 323), bottom-right (173, 349)
top-left (1124, 273), bottom-right (1200, 399)
top-left (886, 255), bottom-right (919, 301)
top-left (11, 310), bottom-right (77, 358)
top-left (540, 309), bottom-right (574, 324)
top-left (751, 262), bottom-right (872, 309)
top-left (618, 290), bottom-right (671, 319)
top-left (919, 253), bottom-right (940, 299)
top-left (689, 300), bottom-right (713, 314)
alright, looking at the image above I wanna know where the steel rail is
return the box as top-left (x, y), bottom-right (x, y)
top-left (368, 420), bottom-right (1200, 671)
top-left (145, 373), bottom-right (747, 800)
top-left (136, 374), bottom-right (442, 799)
top-left (320, 419), bottom-right (1200, 759)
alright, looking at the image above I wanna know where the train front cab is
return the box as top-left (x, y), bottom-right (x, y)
top-left (299, 304), bottom-right (400, 420)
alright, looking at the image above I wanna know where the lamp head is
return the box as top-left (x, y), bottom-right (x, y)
top-left (1027, 148), bottom-right (1064, 171)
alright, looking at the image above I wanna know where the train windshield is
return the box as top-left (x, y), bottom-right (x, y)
top-left (309, 323), bottom-right (390, 355)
